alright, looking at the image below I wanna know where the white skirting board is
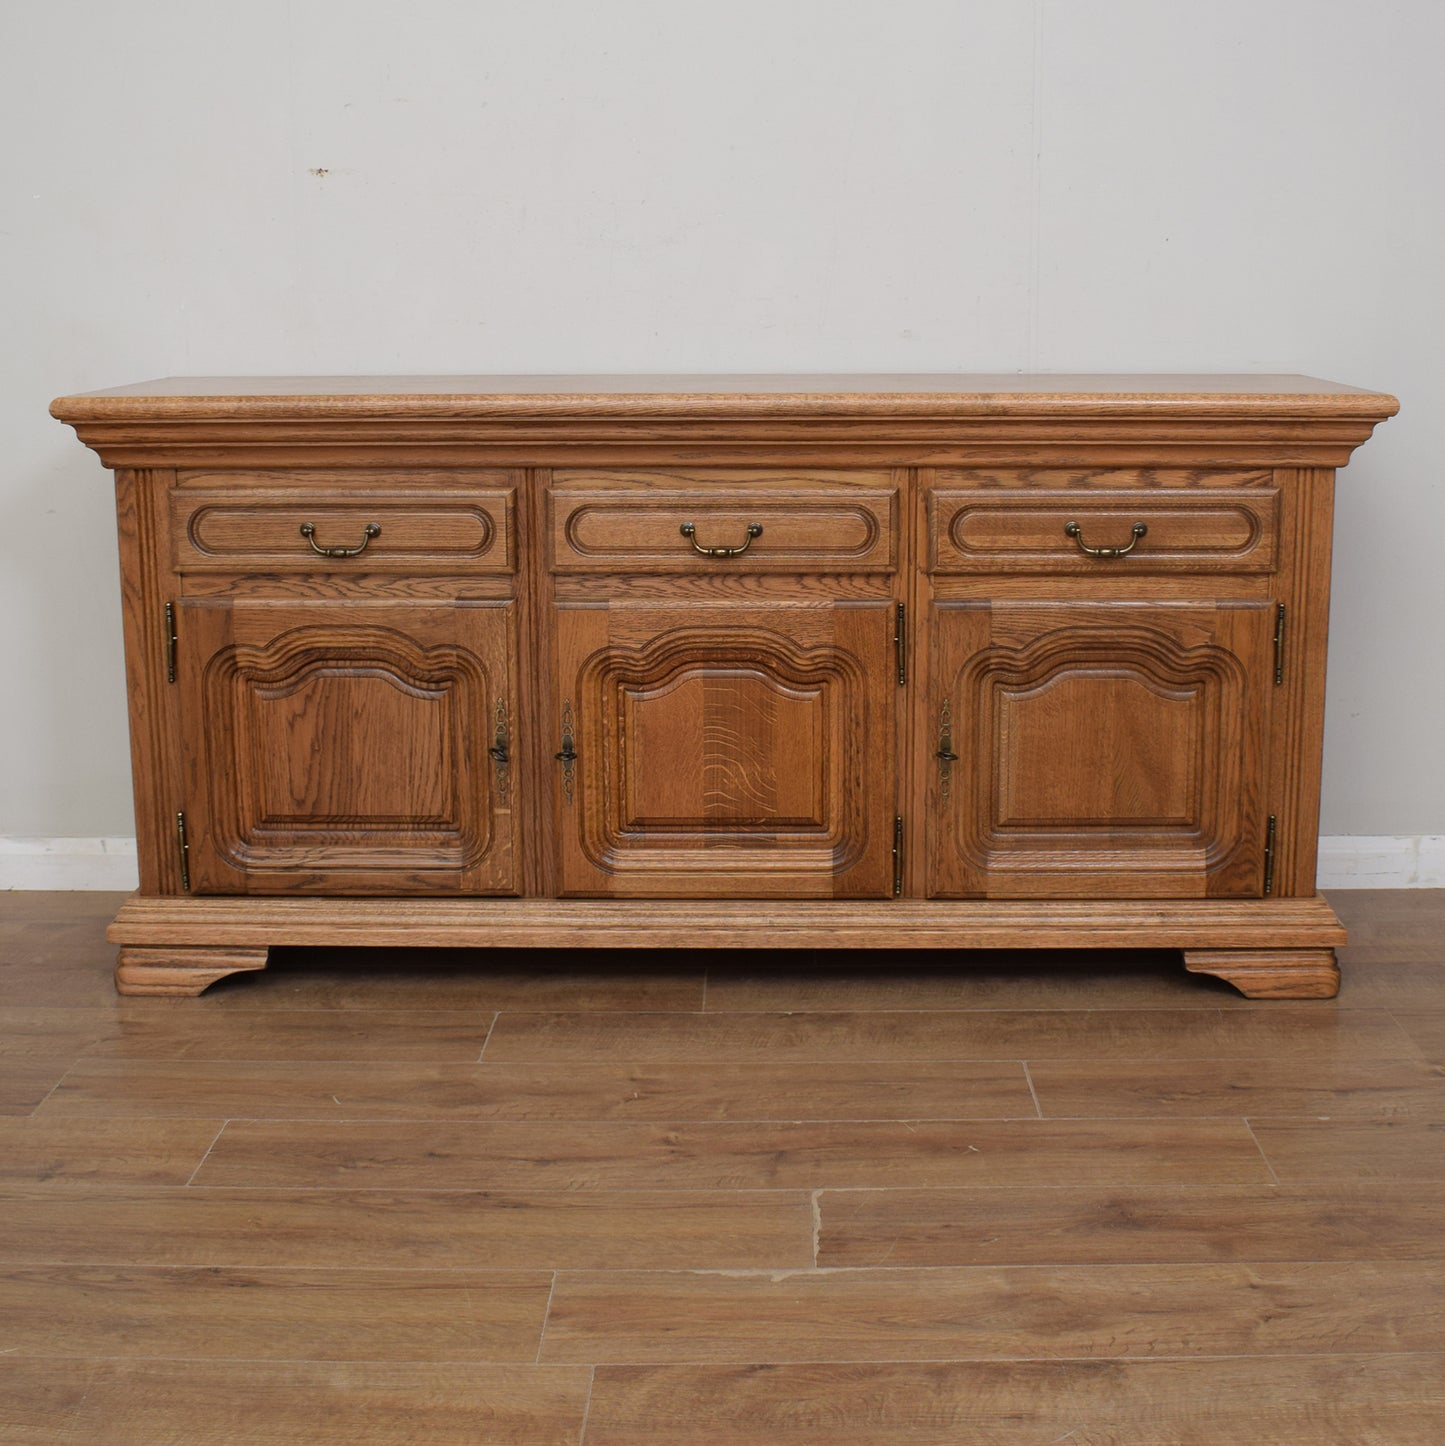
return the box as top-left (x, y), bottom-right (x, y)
top-left (1314, 836), bottom-right (1445, 889)
top-left (2, 836), bottom-right (1444, 892)
top-left (0, 838), bottom-right (139, 891)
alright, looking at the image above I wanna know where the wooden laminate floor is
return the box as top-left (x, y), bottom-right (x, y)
top-left (1, 890), bottom-right (1443, 1444)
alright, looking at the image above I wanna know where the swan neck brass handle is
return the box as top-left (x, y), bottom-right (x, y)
top-left (300, 521), bottom-right (381, 558)
top-left (680, 521), bottom-right (763, 558)
top-left (1064, 520), bottom-right (1147, 559)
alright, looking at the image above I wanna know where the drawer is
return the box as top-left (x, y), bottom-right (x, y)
top-left (930, 487), bottom-right (1279, 574)
top-left (170, 479), bottom-right (515, 574)
top-left (548, 469), bottom-right (898, 573)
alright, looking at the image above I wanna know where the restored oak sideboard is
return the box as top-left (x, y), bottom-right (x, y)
top-left (52, 375), bottom-right (1397, 998)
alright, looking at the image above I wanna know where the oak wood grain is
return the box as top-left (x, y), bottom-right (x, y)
top-left (1026, 1056), bottom-right (1445, 1117)
top-left (548, 468), bottom-right (898, 573)
top-left (171, 478), bottom-right (516, 575)
top-left (553, 598), bottom-right (898, 898)
top-left (115, 944), bottom-right (269, 996)
top-left (0, 1186), bottom-right (811, 1271)
top-left (481, 1006), bottom-right (1417, 1064)
top-left (110, 468), bottom-right (185, 894)
top-left (1183, 946), bottom-right (1341, 998)
top-left (191, 1117), bottom-right (1271, 1190)
top-left (177, 598), bottom-right (518, 896)
top-left (931, 483), bottom-right (1280, 575)
top-left (582, 1356), bottom-right (1445, 1445)
top-left (1249, 1117), bottom-right (1445, 1181)
top-left (816, 1182), bottom-right (1445, 1266)
top-left (0, 1058), bottom-right (74, 1116)
top-left (52, 1361), bottom-right (592, 1446)
top-left (0, 1265), bottom-right (553, 1361)
top-left (50, 375), bottom-right (1401, 469)
top-left (37, 1056), bottom-right (1037, 1122)
top-left (0, 1117), bottom-right (225, 1186)
top-left (541, 1260), bottom-right (1445, 1363)
top-left (928, 599), bottom-right (1273, 899)
top-left (1393, 1010), bottom-right (1445, 1060)
top-left (84, 1007), bottom-right (497, 1061)
top-left (105, 891), bottom-right (1351, 952)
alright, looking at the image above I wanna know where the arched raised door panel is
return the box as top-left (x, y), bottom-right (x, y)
top-left (176, 600), bottom-right (518, 895)
top-left (553, 601), bottom-right (897, 897)
top-left (928, 601), bottom-right (1274, 899)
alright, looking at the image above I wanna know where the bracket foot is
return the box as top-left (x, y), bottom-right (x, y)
top-left (115, 945), bottom-right (270, 997)
top-left (1183, 947), bottom-right (1340, 1000)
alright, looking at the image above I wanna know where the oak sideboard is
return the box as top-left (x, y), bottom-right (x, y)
top-left (52, 375), bottom-right (1397, 998)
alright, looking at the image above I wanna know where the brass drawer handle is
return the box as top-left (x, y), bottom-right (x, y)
top-left (1064, 520), bottom-right (1147, 559)
top-left (680, 521), bottom-right (763, 558)
top-left (299, 521), bottom-right (381, 558)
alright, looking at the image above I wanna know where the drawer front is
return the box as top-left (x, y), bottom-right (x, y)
top-left (930, 486), bottom-right (1279, 575)
top-left (549, 469), bottom-right (898, 573)
top-left (171, 478), bottom-right (515, 574)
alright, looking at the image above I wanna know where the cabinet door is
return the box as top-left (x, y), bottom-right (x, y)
top-left (927, 601), bottom-right (1273, 898)
top-left (554, 601), bottom-right (897, 897)
top-left (177, 600), bottom-right (517, 895)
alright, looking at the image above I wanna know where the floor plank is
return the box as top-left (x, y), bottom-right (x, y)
top-left (54, 1361), bottom-right (593, 1446)
top-left (192, 1117), bottom-right (1272, 1191)
top-left (0, 922), bottom-right (122, 1008)
top-left (0, 891), bottom-right (125, 924)
top-left (1392, 1009), bottom-right (1445, 1060)
top-left (0, 1007), bottom-right (123, 1059)
top-left (36, 1056), bottom-right (1038, 1121)
top-left (1332, 958), bottom-right (1445, 1009)
top-left (0, 1359), bottom-right (96, 1445)
top-left (0, 1117), bottom-right (224, 1186)
top-left (816, 1182), bottom-right (1445, 1266)
top-left (1249, 1117), bottom-right (1445, 1181)
top-left (583, 1356), bottom-right (1445, 1445)
top-left (0, 1185), bottom-right (812, 1270)
top-left (542, 1260), bottom-right (1445, 1362)
top-left (0, 1057), bottom-right (74, 1115)
top-left (1027, 1056), bottom-right (1445, 1117)
top-left (86, 1007), bottom-right (497, 1061)
top-left (483, 1007), bottom-right (1420, 1064)
top-left (0, 1265), bottom-right (554, 1361)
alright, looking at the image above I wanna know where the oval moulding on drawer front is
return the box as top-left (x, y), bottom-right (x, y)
top-left (930, 486), bottom-right (1280, 575)
top-left (171, 484), bottom-right (516, 574)
top-left (547, 469), bottom-right (899, 573)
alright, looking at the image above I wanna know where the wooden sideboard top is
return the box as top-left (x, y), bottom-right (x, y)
top-left (53, 373), bottom-right (1398, 422)
top-left (52, 375), bottom-right (1398, 470)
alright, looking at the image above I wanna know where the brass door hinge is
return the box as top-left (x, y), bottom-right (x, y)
top-left (175, 810), bottom-right (191, 892)
top-left (1263, 813), bottom-right (1277, 896)
top-left (892, 815), bottom-right (904, 897)
top-left (893, 603), bottom-right (907, 685)
top-left (1273, 602), bottom-right (1286, 685)
top-left (164, 602), bottom-right (177, 684)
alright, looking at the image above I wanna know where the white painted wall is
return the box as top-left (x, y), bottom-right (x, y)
top-left (3, 1), bottom-right (1442, 853)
